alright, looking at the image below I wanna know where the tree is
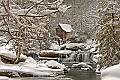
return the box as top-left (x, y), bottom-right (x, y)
top-left (0, 0), bottom-right (71, 63)
top-left (95, 0), bottom-right (120, 68)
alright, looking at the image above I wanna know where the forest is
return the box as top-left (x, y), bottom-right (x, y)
top-left (0, 0), bottom-right (119, 80)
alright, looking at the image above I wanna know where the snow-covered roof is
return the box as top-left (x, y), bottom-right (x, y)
top-left (59, 23), bottom-right (73, 32)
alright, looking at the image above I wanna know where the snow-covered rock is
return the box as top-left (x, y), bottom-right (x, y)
top-left (0, 50), bottom-right (27, 61)
top-left (101, 64), bottom-right (120, 80)
top-left (72, 62), bottom-right (93, 70)
top-left (45, 60), bottom-right (66, 70)
top-left (0, 45), bottom-right (27, 60)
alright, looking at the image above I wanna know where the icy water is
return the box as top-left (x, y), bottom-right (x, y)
top-left (12, 70), bottom-right (101, 80)
top-left (65, 70), bottom-right (101, 80)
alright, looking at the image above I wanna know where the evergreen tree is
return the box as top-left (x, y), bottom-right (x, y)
top-left (96, 0), bottom-right (120, 68)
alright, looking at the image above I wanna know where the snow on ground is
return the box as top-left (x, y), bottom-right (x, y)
top-left (0, 60), bottom-right (53, 77)
top-left (0, 45), bottom-right (67, 77)
top-left (101, 64), bottom-right (120, 80)
top-left (102, 77), bottom-right (120, 80)
top-left (0, 76), bottom-right (12, 80)
top-left (18, 57), bottom-right (65, 75)
top-left (0, 57), bottom-right (66, 77)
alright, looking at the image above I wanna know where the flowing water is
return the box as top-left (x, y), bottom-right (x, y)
top-left (12, 70), bottom-right (101, 80)
top-left (65, 70), bottom-right (101, 80)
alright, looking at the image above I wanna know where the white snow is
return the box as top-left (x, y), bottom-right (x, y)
top-left (61, 43), bottom-right (84, 49)
top-left (92, 54), bottom-right (102, 63)
top-left (72, 62), bottom-right (93, 70)
top-left (108, 0), bottom-right (117, 5)
top-left (29, 0), bottom-right (43, 3)
top-left (40, 10), bottom-right (58, 16)
top-left (0, 50), bottom-right (27, 60)
top-left (17, 9), bottom-right (34, 15)
top-left (0, 36), bottom-right (6, 40)
top-left (0, 45), bottom-right (27, 59)
top-left (45, 60), bottom-right (66, 69)
top-left (59, 23), bottom-right (73, 32)
top-left (101, 64), bottom-right (120, 80)
top-left (0, 57), bottom-right (66, 77)
top-left (18, 57), bottom-right (64, 74)
top-left (53, 0), bottom-right (64, 5)
top-left (0, 76), bottom-right (11, 80)
top-left (95, 64), bottom-right (102, 74)
top-left (50, 43), bottom-right (60, 50)
top-left (90, 47), bottom-right (96, 52)
top-left (0, 46), bottom-right (9, 51)
top-left (58, 5), bottom-right (71, 12)
top-left (102, 77), bottom-right (120, 80)
top-left (86, 39), bottom-right (96, 47)
top-left (0, 51), bottom-right (16, 59)
top-left (41, 50), bottom-right (71, 55)
top-left (0, 7), bottom-right (6, 14)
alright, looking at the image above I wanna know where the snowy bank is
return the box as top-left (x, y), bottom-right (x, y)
top-left (0, 46), bottom-right (27, 64)
top-left (101, 64), bottom-right (120, 80)
top-left (0, 57), bottom-right (67, 77)
top-left (0, 51), bottom-right (27, 64)
top-left (0, 76), bottom-right (12, 80)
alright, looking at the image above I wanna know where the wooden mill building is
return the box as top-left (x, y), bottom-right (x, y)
top-left (56, 23), bottom-right (73, 40)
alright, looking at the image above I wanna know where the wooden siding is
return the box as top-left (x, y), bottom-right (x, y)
top-left (56, 27), bottom-right (71, 39)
